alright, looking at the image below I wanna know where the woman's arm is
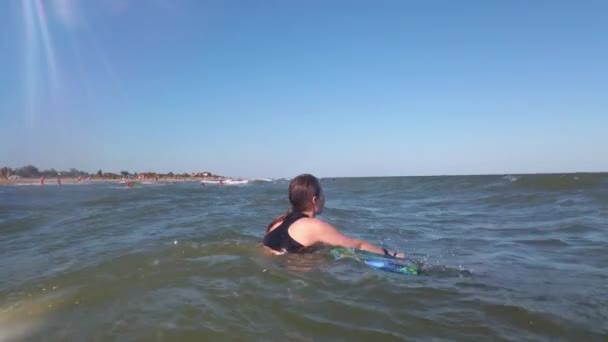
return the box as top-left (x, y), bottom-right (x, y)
top-left (313, 220), bottom-right (405, 258)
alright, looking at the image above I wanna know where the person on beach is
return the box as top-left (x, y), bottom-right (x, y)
top-left (263, 174), bottom-right (404, 257)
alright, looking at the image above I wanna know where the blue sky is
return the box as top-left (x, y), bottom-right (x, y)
top-left (1, 0), bottom-right (606, 178)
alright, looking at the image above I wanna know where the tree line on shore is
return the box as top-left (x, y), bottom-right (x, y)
top-left (0, 165), bottom-right (219, 180)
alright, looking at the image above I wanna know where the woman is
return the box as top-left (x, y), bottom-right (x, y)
top-left (263, 174), bottom-right (404, 257)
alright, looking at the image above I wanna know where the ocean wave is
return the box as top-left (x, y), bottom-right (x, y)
top-left (509, 173), bottom-right (606, 190)
top-left (12, 183), bottom-right (46, 187)
top-left (224, 179), bottom-right (249, 185)
top-left (479, 302), bottom-right (573, 339)
top-left (514, 238), bottom-right (570, 247)
top-left (200, 179), bottom-right (249, 185)
top-left (252, 178), bottom-right (273, 182)
top-left (553, 223), bottom-right (596, 234)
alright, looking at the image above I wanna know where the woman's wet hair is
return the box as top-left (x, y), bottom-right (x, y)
top-left (288, 174), bottom-right (322, 212)
top-left (266, 174), bottom-right (322, 232)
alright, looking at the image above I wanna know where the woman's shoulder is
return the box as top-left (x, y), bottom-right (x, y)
top-left (294, 217), bottom-right (333, 231)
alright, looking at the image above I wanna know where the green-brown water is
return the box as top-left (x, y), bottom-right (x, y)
top-left (1, 175), bottom-right (607, 341)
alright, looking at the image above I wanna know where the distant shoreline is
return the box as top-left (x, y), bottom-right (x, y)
top-left (0, 176), bottom-right (227, 186)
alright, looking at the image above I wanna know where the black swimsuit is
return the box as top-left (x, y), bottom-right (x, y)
top-left (263, 212), bottom-right (308, 253)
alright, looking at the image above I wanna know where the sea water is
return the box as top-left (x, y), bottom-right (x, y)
top-left (0, 174), bottom-right (606, 340)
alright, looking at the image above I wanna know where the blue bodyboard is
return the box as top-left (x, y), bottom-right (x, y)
top-left (331, 247), bottom-right (418, 275)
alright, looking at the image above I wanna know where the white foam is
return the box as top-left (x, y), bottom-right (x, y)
top-left (223, 179), bottom-right (249, 185)
top-left (201, 179), bottom-right (249, 185)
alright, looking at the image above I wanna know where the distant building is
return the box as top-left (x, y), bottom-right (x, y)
top-left (190, 172), bottom-right (213, 178)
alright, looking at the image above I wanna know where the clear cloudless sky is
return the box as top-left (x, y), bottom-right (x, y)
top-left (0, 0), bottom-right (606, 178)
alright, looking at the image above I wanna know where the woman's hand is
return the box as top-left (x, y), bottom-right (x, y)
top-left (382, 248), bottom-right (406, 258)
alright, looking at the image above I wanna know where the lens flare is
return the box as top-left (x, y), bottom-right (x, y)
top-left (22, 0), bottom-right (38, 119)
top-left (34, 0), bottom-right (59, 89)
top-left (18, 0), bottom-right (180, 118)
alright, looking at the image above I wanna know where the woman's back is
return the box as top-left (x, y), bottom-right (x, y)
top-left (263, 212), bottom-right (308, 252)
